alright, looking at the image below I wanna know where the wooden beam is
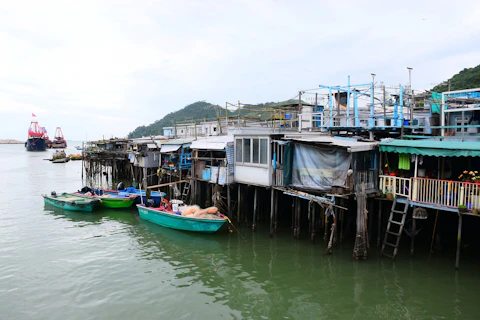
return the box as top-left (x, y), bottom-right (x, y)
top-left (147, 180), bottom-right (187, 189)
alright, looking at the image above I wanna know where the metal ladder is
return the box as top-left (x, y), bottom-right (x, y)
top-left (381, 198), bottom-right (409, 259)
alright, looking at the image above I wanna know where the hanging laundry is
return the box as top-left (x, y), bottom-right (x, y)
top-left (398, 153), bottom-right (410, 170)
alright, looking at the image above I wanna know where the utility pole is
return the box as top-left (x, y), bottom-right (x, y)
top-left (383, 83), bottom-right (386, 123)
top-left (371, 73), bottom-right (376, 123)
top-left (407, 67), bottom-right (413, 121)
top-left (298, 91), bottom-right (302, 129)
top-left (225, 102), bottom-right (228, 133)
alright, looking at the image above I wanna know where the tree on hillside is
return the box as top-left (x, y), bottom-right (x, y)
top-left (432, 64), bottom-right (480, 92)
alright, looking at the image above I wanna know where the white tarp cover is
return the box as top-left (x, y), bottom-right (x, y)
top-left (147, 143), bottom-right (159, 149)
top-left (287, 136), bottom-right (377, 152)
top-left (160, 144), bottom-right (181, 153)
top-left (190, 135), bottom-right (234, 150)
top-left (291, 143), bottom-right (351, 191)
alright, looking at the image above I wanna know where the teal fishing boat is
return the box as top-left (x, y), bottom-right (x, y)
top-left (137, 205), bottom-right (227, 233)
top-left (43, 192), bottom-right (100, 212)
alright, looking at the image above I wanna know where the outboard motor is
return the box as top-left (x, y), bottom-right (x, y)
top-left (117, 181), bottom-right (125, 191)
top-left (146, 199), bottom-right (155, 207)
top-left (79, 186), bottom-right (94, 194)
top-left (51, 191), bottom-right (57, 197)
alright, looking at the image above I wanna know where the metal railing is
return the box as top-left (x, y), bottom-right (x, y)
top-left (379, 175), bottom-right (480, 209)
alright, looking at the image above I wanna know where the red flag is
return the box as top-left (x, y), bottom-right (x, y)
top-left (32, 113), bottom-right (36, 117)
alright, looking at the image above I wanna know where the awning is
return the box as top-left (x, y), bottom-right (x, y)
top-left (160, 144), bottom-right (181, 153)
top-left (190, 135), bottom-right (233, 150)
top-left (147, 143), bottom-right (159, 149)
top-left (286, 136), bottom-right (378, 153)
top-left (379, 139), bottom-right (480, 157)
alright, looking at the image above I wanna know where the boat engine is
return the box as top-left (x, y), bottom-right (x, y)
top-left (145, 199), bottom-right (155, 207)
top-left (117, 181), bottom-right (125, 191)
top-left (51, 191), bottom-right (57, 197)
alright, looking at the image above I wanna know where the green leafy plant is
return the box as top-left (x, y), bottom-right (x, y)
top-left (458, 204), bottom-right (467, 209)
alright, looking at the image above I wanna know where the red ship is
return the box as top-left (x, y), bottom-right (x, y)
top-left (51, 127), bottom-right (67, 148)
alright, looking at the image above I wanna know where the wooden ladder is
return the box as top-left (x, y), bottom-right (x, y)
top-left (181, 168), bottom-right (192, 203)
top-left (381, 197), bottom-right (409, 259)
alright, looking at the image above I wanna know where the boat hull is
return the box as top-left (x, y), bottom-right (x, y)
top-left (52, 157), bottom-right (70, 163)
top-left (26, 138), bottom-right (47, 151)
top-left (43, 194), bottom-right (99, 212)
top-left (100, 197), bottom-right (136, 208)
top-left (137, 205), bottom-right (226, 233)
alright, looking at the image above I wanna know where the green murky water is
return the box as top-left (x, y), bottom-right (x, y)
top-left (1, 144), bottom-right (479, 319)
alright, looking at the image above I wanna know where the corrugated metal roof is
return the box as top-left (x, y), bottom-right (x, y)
top-left (287, 136), bottom-right (378, 153)
top-left (190, 135), bottom-right (234, 150)
top-left (147, 143), bottom-right (159, 149)
top-left (379, 138), bottom-right (480, 157)
top-left (160, 144), bottom-right (181, 153)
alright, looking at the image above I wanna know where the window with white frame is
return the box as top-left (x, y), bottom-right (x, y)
top-left (236, 139), bottom-right (242, 162)
top-left (235, 137), bottom-right (269, 166)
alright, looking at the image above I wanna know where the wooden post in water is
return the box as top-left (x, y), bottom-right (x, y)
top-left (237, 184), bottom-right (241, 225)
top-left (353, 183), bottom-right (368, 260)
top-left (324, 207), bottom-right (329, 243)
top-left (252, 187), bottom-right (258, 231)
top-left (411, 218), bottom-right (416, 255)
top-left (295, 198), bottom-right (301, 239)
top-left (455, 213), bottom-right (463, 269)
top-left (274, 189), bottom-right (279, 234)
top-left (311, 203), bottom-right (316, 242)
top-left (227, 185), bottom-right (231, 217)
top-left (269, 188), bottom-right (274, 236)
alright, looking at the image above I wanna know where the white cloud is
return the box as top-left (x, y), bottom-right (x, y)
top-left (0, 0), bottom-right (479, 140)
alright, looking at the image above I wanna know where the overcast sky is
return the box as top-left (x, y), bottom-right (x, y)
top-left (1, 0), bottom-right (479, 141)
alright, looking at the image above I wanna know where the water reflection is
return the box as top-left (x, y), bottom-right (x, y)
top-left (44, 205), bottom-right (137, 226)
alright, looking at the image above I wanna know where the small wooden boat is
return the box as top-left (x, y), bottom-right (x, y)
top-left (69, 154), bottom-right (83, 160)
top-left (43, 192), bottom-right (100, 212)
top-left (137, 203), bottom-right (227, 233)
top-left (52, 157), bottom-right (70, 163)
top-left (74, 192), bottom-right (137, 209)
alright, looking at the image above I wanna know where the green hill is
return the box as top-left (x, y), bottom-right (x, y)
top-left (127, 99), bottom-right (304, 138)
top-left (128, 101), bottom-right (225, 138)
top-left (432, 64), bottom-right (480, 92)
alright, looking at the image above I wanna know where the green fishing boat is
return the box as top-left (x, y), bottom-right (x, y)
top-left (72, 193), bottom-right (136, 209)
top-left (43, 192), bottom-right (100, 212)
top-left (97, 194), bottom-right (136, 209)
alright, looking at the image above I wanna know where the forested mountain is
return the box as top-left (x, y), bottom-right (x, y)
top-left (127, 100), bottom-right (298, 138)
top-left (432, 64), bottom-right (480, 92)
top-left (128, 101), bottom-right (225, 138)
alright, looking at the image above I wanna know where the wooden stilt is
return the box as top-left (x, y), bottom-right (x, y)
top-left (377, 200), bottom-right (383, 247)
top-left (252, 187), bottom-right (258, 231)
top-left (455, 213), bottom-right (462, 270)
top-left (410, 218), bottom-right (416, 255)
top-left (291, 198), bottom-right (295, 231)
top-left (227, 185), bottom-right (231, 217)
top-left (269, 188), bottom-right (274, 237)
top-left (274, 189), bottom-right (279, 234)
top-left (237, 184), bottom-right (241, 225)
top-left (311, 203), bottom-right (316, 242)
top-left (324, 207), bottom-right (329, 243)
top-left (340, 200), bottom-right (344, 243)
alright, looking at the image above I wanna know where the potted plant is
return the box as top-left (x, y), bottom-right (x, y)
top-left (458, 204), bottom-right (467, 213)
top-left (458, 170), bottom-right (478, 182)
top-left (386, 192), bottom-right (394, 200)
